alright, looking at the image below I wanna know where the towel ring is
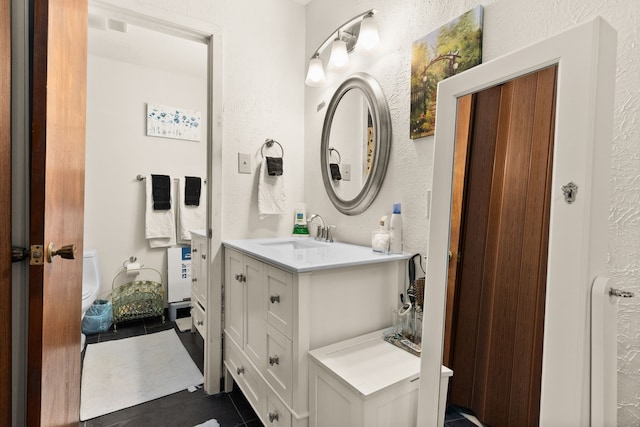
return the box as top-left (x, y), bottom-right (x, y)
top-left (328, 147), bottom-right (341, 164)
top-left (261, 138), bottom-right (284, 158)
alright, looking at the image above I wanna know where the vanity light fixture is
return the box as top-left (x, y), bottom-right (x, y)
top-left (356, 12), bottom-right (380, 54)
top-left (327, 36), bottom-right (349, 70)
top-left (305, 9), bottom-right (379, 87)
top-left (305, 54), bottom-right (326, 86)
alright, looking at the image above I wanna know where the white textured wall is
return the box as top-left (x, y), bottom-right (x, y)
top-left (304, 0), bottom-right (640, 423)
top-left (214, 0), bottom-right (306, 239)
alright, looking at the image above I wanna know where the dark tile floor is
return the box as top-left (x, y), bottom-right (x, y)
top-left (444, 405), bottom-right (485, 427)
top-left (81, 313), bottom-right (478, 427)
top-left (81, 314), bottom-right (260, 427)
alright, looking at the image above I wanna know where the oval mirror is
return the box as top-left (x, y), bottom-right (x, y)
top-left (321, 73), bottom-right (391, 215)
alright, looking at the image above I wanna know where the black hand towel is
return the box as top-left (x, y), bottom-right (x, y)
top-left (330, 163), bottom-right (342, 181)
top-left (266, 156), bottom-right (283, 176)
top-left (151, 174), bottom-right (171, 210)
top-left (184, 176), bottom-right (201, 206)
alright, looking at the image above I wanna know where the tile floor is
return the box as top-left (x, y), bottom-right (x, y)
top-left (81, 314), bottom-right (480, 427)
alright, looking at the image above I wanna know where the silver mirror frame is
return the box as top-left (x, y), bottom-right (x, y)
top-left (320, 72), bottom-right (391, 215)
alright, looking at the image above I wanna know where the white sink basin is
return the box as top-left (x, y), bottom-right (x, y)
top-left (259, 239), bottom-right (329, 250)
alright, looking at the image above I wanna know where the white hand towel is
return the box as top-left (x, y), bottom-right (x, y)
top-left (258, 157), bottom-right (287, 218)
top-left (145, 175), bottom-right (176, 248)
top-left (177, 176), bottom-right (206, 242)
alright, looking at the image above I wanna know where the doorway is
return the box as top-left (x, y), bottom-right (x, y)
top-left (84, 0), bottom-right (224, 395)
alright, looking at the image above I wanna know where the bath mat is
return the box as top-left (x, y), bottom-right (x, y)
top-left (175, 316), bottom-right (192, 332)
top-left (80, 329), bottom-right (203, 420)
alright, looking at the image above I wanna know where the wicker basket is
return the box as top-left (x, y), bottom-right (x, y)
top-left (111, 267), bottom-right (164, 329)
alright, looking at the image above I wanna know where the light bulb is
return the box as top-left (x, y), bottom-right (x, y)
top-left (328, 39), bottom-right (349, 70)
top-left (356, 14), bottom-right (380, 54)
top-left (305, 56), bottom-right (325, 87)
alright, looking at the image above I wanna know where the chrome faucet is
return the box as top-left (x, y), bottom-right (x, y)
top-left (307, 214), bottom-right (325, 240)
top-left (308, 214), bottom-right (333, 241)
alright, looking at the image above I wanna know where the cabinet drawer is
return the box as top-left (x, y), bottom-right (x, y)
top-left (265, 387), bottom-right (292, 427)
top-left (265, 324), bottom-right (293, 406)
top-left (265, 266), bottom-right (293, 339)
top-left (225, 336), bottom-right (263, 414)
top-left (191, 299), bottom-right (206, 338)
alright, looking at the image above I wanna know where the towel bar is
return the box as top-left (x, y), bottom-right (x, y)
top-left (136, 174), bottom-right (207, 184)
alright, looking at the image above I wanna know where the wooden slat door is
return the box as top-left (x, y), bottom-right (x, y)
top-left (0, 0), bottom-right (11, 424)
top-left (447, 65), bottom-right (557, 427)
top-left (27, 1), bottom-right (88, 425)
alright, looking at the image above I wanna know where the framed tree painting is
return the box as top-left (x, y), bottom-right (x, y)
top-left (410, 6), bottom-right (483, 139)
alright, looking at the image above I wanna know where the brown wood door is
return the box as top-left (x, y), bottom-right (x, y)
top-left (0, 0), bottom-right (11, 424)
top-left (27, 1), bottom-right (87, 425)
top-left (446, 66), bottom-right (557, 427)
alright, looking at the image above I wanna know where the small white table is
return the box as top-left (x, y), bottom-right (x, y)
top-left (308, 330), bottom-right (453, 427)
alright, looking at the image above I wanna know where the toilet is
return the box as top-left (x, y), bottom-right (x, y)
top-left (81, 249), bottom-right (101, 350)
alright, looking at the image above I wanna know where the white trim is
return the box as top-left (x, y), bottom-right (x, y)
top-left (88, 0), bottom-right (224, 394)
top-left (417, 17), bottom-right (617, 426)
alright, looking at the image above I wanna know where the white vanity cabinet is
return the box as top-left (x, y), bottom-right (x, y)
top-left (190, 230), bottom-right (208, 337)
top-left (223, 239), bottom-right (410, 427)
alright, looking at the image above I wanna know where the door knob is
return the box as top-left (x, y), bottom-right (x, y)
top-left (46, 243), bottom-right (76, 263)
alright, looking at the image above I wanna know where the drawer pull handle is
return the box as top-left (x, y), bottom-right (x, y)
top-left (236, 366), bottom-right (245, 375)
top-left (268, 355), bottom-right (280, 366)
top-left (270, 294), bottom-right (280, 303)
top-left (197, 320), bottom-right (204, 326)
top-left (235, 273), bottom-right (246, 283)
top-left (192, 277), bottom-right (197, 282)
top-left (268, 411), bottom-right (279, 423)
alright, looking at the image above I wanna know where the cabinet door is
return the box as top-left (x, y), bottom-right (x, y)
top-left (265, 266), bottom-right (293, 339)
top-left (245, 256), bottom-right (266, 368)
top-left (192, 234), bottom-right (208, 308)
top-left (265, 324), bottom-right (293, 406)
top-left (225, 248), bottom-right (245, 347)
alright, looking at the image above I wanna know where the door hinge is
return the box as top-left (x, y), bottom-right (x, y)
top-left (11, 245), bottom-right (44, 265)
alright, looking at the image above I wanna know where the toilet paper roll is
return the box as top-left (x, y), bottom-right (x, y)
top-left (126, 262), bottom-right (141, 275)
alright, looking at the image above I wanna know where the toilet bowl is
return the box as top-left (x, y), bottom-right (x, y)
top-left (81, 249), bottom-right (101, 350)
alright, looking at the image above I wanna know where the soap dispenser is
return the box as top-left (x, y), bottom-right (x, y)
top-left (371, 216), bottom-right (390, 253)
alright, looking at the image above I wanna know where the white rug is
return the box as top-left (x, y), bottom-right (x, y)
top-left (194, 420), bottom-right (220, 427)
top-left (80, 329), bottom-right (204, 421)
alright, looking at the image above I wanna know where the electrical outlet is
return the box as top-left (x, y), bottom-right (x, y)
top-left (238, 153), bottom-right (252, 174)
top-left (342, 164), bottom-right (351, 181)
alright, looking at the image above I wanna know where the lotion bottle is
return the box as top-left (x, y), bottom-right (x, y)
top-left (389, 203), bottom-right (403, 254)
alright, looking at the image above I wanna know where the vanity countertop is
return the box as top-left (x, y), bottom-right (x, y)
top-left (223, 237), bottom-right (411, 273)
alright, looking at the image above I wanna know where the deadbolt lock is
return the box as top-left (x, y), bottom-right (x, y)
top-left (46, 243), bottom-right (77, 263)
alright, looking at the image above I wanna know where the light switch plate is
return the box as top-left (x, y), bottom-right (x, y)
top-left (238, 153), bottom-right (251, 174)
top-left (342, 164), bottom-right (351, 181)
